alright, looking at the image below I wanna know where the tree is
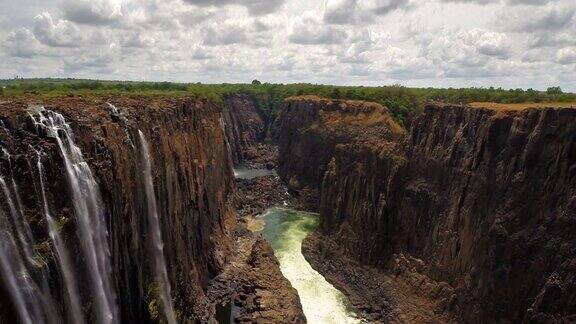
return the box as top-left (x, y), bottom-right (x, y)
top-left (251, 79), bottom-right (262, 85)
top-left (330, 87), bottom-right (342, 99)
top-left (547, 86), bottom-right (563, 95)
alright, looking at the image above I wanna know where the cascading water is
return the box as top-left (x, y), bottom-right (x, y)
top-left (0, 149), bottom-right (35, 263)
top-left (35, 150), bottom-right (85, 324)
top-left (0, 176), bottom-right (35, 264)
top-left (0, 211), bottom-right (34, 324)
top-left (0, 148), bottom-right (60, 324)
top-left (137, 130), bottom-right (177, 324)
top-left (31, 109), bottom-right (118, 324)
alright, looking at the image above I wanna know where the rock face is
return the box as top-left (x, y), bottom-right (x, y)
top-left (0, 96), bottom-right (236, 323)
top-left (276, 96), bottom-right (404, 210)
top-left (221, 94), bottom-right (267, 166)
top-left (207, 234), bottom-right (306, 324)
top-left (277, 97), bottom-right (576, 323)
top-left (398, 105), bottom-right (576, 323)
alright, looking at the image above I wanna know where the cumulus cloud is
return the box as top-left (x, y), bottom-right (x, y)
top-left (182, 0), bottom-right (285, 15)
top-left (33, 12), bottom-right (84, 47)
top-left (497, 4), bottom-right (575, 32)
top-left (4, 28), bottom-right (45, 58)
top-left (289, 13), bottom-right (348, 44)
top-left (439, 0), bottom-right (498, 4)
top-left (202, 21), bottom-right (249, 46)
top-left (527, 32), bottom-right (576, 48)
top-left (324, 0), bottom-right (366, 25)
top-left (420, 29), bottom-right (513, 78)
top-left (191, 44), bottom-right (213, 59)
top-left (0, 0), bottom-right (575, 90)
top-left (120, 31), bottom-right (157, 48)
top-left (323, 0), bottom-right (411, 24)
top-left (425, 29), bottom-right (511, 60)
top-left (507, 0), bottom-right (561, 5)
top-left (338, 30), bottom-right (390, 63)
top-left (61, 0), bottom-right (123, 25)
top-left (556, 47), bottom-right (576, 64)
top-left (441, 0), bottom-right (559, 5)
top-left (365, 0), bottom-right (411, 15)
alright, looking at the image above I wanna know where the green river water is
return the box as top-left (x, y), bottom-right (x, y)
top-left (258, 207), bottom-right (361, 324)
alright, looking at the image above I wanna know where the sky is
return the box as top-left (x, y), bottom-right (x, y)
top-left (0, 0), bottom-right (575, 91)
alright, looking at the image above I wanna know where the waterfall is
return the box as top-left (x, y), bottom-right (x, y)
top-left (0, 215), bottom-right (34, 324)
top-left (106, 103), bottom-right (119, 114)
top-left (0, 149), bottom-right (60, 324)
top-left (0, 177), bottom-right (35, 264)
top-left (219, 116), bottom-right (234, 171)
top-left (0, 149), bottom-right (35, 263)
top-left (31, 110), bottom-right (118, 324)
top-left (138, 130), bottom-right (177, 324)
top-left (36, 150), bottom-right (85, 324)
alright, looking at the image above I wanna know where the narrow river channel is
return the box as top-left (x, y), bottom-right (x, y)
top-left (257, 207), bottom-right (361, 324)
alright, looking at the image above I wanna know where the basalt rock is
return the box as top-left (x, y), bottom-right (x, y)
top-left (221, 94), bottom-right (267, 166)
top-left (397, 104), bottom-right (576, 323)
top-left (277, 97), bottom-right (576, 323)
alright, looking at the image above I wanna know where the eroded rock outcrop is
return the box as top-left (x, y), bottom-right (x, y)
top-left (277, 97), bottom-right (576, 323)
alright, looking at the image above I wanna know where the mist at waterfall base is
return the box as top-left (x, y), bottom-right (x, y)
top-left (258, 208), bottom-right (361, 324)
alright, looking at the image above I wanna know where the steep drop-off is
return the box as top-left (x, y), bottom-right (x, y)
top-left (277, 97), bottom-right (576, 323)
top-left (221, 94), bottom-right (267, 166)
top-left (0, 95), bottom-right (303, 323)
top-left (276, 96), bottom-right (404, 211)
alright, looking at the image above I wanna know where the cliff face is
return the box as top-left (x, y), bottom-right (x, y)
top-left (276, 96), bottom-right (404, 209)
top-left (396, 105), bottom-right (576, 323)
top-left (277, 98), bottom-right (576, 323)
top-left (221, 94), bottom-right (267, 166)
top-left (0, 96), bottom-right (236, 322)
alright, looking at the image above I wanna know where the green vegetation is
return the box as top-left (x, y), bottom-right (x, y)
top-left (1, 78), bottom-right (575, 127)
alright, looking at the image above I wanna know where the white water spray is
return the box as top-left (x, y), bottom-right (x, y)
top-left (36, 150), bottom-right (86, 324)
top-left (0, 148), bottom-right (61, 324)
top-left (138, 130), bottom-right (177, 324)
top-left (0, 216), bottom-right (34, 324)
top-left (31, 110), bottom-right (117, 324)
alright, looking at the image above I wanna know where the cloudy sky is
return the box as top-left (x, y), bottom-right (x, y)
top-left (0, 0), bottom-right (575, 90)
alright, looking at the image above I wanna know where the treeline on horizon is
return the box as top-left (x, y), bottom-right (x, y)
top-left (1, 78), bottom-right (575, 127)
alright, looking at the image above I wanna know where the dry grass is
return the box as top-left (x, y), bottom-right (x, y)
top-left (292, 96), bottom-right (406, 136)
top-left (469, 102), bottom-right (576, 111)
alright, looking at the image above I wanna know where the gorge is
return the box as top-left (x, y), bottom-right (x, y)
top-left (0, 92), bottom-right (574, 324)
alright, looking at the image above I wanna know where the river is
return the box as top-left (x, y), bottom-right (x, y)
top-left (257, 207), bottom-right (361, 324)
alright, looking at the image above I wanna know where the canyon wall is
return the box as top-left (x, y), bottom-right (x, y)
top-left (277, 97), bottom-right (576, 323)
top-left (221, 94), bottom-right (267, 166)
top-left (396, 104), bottom-right (576, 323)
top-left (276, 96), bottom-right (404, 209)
top-left (0, 96), bottom-right (236, 323)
